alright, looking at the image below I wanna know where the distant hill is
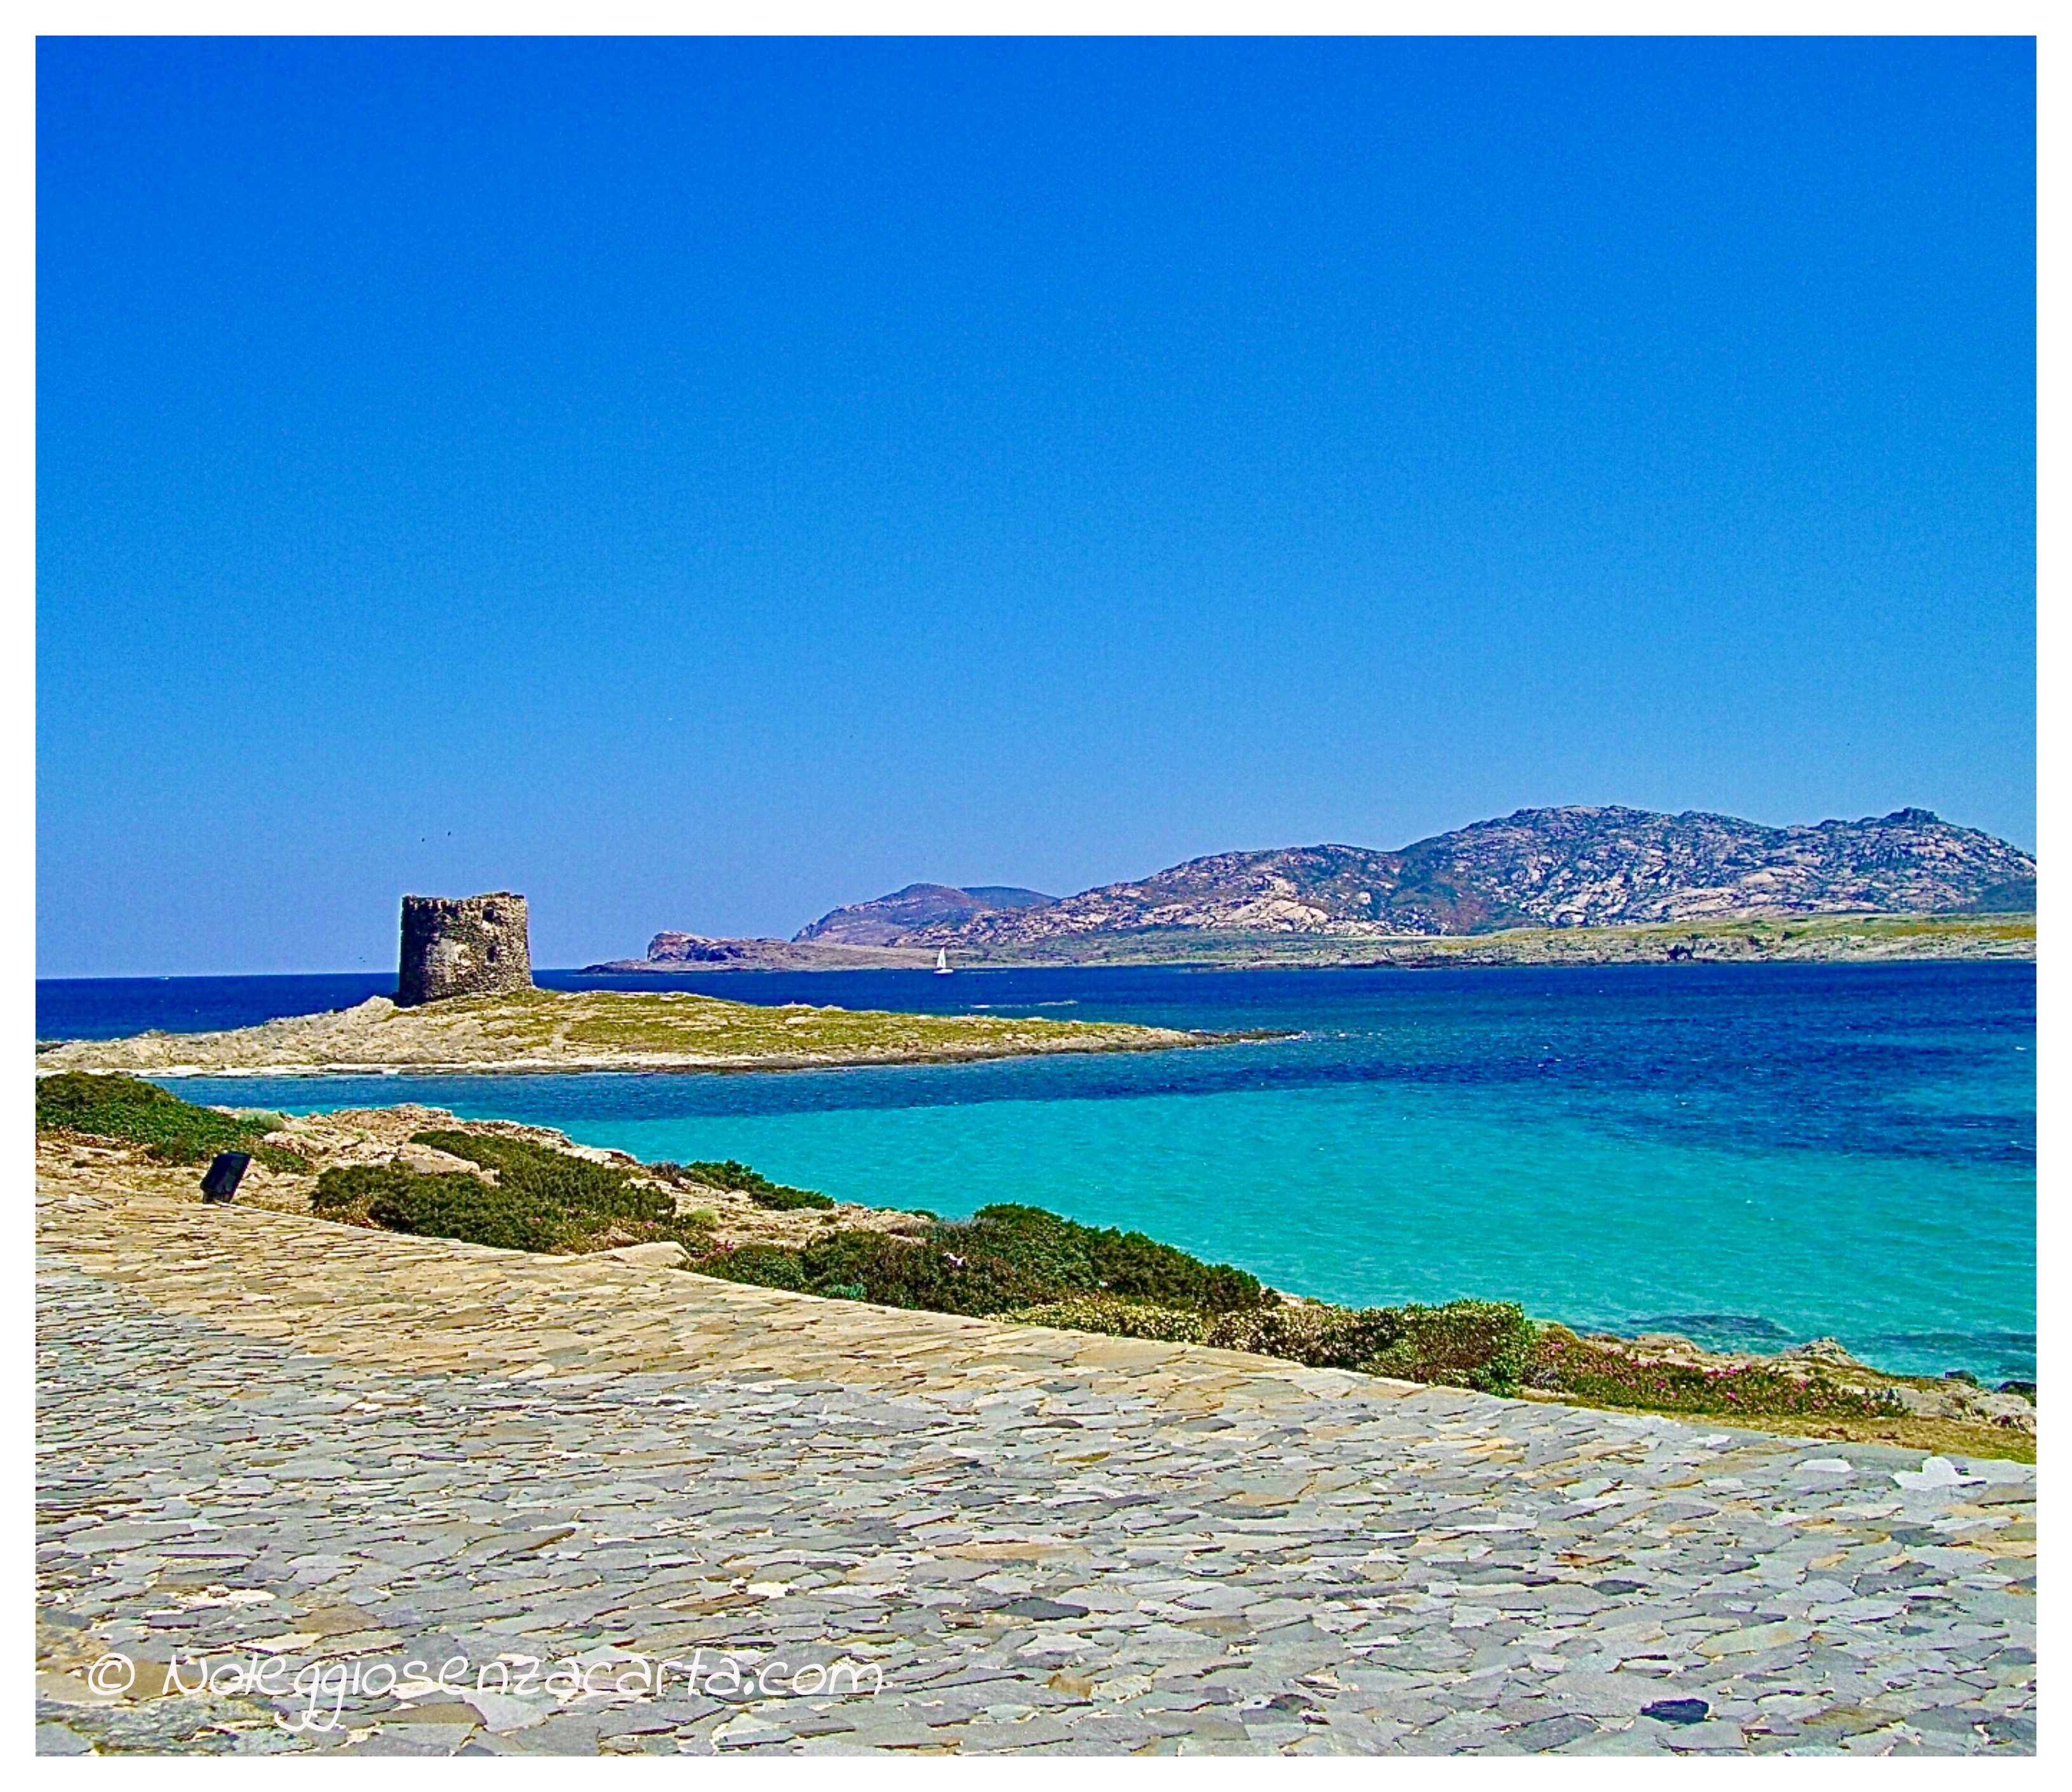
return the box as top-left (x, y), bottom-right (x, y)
top-left (792, 883), bottom-right (1056, 946)
top-left (792, 807), bottom-right (2036, 946)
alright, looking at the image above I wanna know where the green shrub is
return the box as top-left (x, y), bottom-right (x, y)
top-left (943, 1205), bottom-right (1267, 1313)
top-left (666, 1194), bottom-right (1524, 1395)
top-left (410, 1130), bottom-right (676, 1228)
top-left (315, 1160), bottom-right (577, 1253)
top-left (695, 1243), bottom-right (809, 1291)
top-left (36, 1072), bottom-right (284, 1165)
top-left (1204, 1299), bottom-right (1536, 1394)
top-left (674, 1158), bottom-right (835, 1211)
top-left (752, 1186), bottom-right (837, 1212)
top-left (807, 1228), bottom-right (1030, 1313)
top-left (689, 1204), bottom-right (1268, 1319)
top-left (1369, 1301), bottom-right (1538, 1395)
top-left (1524, 1326), bottom-right (1905, 1419)
top-left (311, 1161), bottom-right (389, 1214)
top-left (312, 1132), bottom-right (706, 1255)
top-left (254, 1145), bottom-right (312, 1174)
top-left (1205, 1303), bottom-right (1408, 1370)
top-left (691, 1228), bottom-right (1023, 1314)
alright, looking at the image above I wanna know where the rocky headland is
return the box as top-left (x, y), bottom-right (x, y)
top-left (794, 882), bottom-right (1056, 946)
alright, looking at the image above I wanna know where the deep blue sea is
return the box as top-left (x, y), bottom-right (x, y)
top-left (37, 962), bottom-right (2036, 1382)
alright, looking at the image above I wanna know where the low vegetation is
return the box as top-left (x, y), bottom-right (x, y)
top-left (34, 1071), bottom-right (309, 1172)
top-left (310, 1131), bottom-right (714, 1256)
top-left (653, 1158), bottom-right (835, 1212)
top-left (690, 1202), bottom-right (1270, 1320)
top-left (1004, 1295), bottom-right (1216, 1344)
top-left (1522, 1325), bottom-right (1906, 1421)
top-left (410, 1129), bottom-right (651, 1216)
top-left (996, 1290), bottom-right (1534, 1393)
top-left (1210, 1299), bottom-right (1537, 1393)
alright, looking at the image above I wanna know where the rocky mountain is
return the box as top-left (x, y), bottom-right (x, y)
top-left (795, 807), bottom-right (2035, 946)
top-left (792, 883), bottom-right (1056, 946)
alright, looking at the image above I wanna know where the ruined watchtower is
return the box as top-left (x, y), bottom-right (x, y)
top-left (397, 893), bottom-right (533, 1007)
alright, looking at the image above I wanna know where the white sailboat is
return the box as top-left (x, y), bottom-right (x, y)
top-left (934, 948), bottom-right (953, 976)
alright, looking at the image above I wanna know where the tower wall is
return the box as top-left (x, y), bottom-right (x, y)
top-left (397, 893), bottom-right (533, 1007)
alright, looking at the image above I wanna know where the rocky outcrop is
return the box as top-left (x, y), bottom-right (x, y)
top-left (795, 807), bottom-right (2036, 945)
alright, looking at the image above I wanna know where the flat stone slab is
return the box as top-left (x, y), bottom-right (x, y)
top-left (36, 1194), bottom-right (2035, 1755)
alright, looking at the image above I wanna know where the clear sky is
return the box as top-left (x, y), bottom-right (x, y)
top-left (37, 37), bottom-right (2035, 976)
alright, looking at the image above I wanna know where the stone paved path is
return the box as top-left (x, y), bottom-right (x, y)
top-left (36, 1193), bottom-right (2036, 1755)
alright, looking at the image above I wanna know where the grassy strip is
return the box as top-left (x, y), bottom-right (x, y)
top-left (35, 1072), bottom-right (309, 1171)
top-left (540, 988), bottom-right (1191, 1059)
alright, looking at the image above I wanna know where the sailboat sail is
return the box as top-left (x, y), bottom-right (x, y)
top-left (934, 948), bottom-right (952, 974)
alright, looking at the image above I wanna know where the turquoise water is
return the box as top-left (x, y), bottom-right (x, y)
top-left (74, 962), bottom-right (2035, 1381)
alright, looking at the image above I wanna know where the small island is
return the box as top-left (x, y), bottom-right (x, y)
top-left (34, 985), bottom-right (1212, 1077)
top-left (36, 892), bottom-right (1215, 1078)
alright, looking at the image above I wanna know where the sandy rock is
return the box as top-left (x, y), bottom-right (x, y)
top-left (1777, 1336), bottom-right (1865, 1368)
top-left (595, 1240), bottom-right (692, 1269)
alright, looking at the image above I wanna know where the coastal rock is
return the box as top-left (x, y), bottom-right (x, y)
top-left (1777, 1337), bottom-right (1865, 1368)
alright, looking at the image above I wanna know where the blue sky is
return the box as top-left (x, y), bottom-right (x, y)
top-left (38, 37), bottom-right (2034, 975)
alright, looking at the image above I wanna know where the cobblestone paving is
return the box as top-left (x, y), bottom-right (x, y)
top-left (36, 1195), bottom-right (2036, 1755)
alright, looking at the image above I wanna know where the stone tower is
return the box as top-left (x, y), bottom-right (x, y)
top-left (397, 893), bottom-right (533, 1007)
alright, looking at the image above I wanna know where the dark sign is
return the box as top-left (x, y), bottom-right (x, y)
top-left (200, 1152), bottom-right (251, 1204)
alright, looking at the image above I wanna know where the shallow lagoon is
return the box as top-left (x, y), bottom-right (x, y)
top-left (44, 961), bottom-right (2035, 1381)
